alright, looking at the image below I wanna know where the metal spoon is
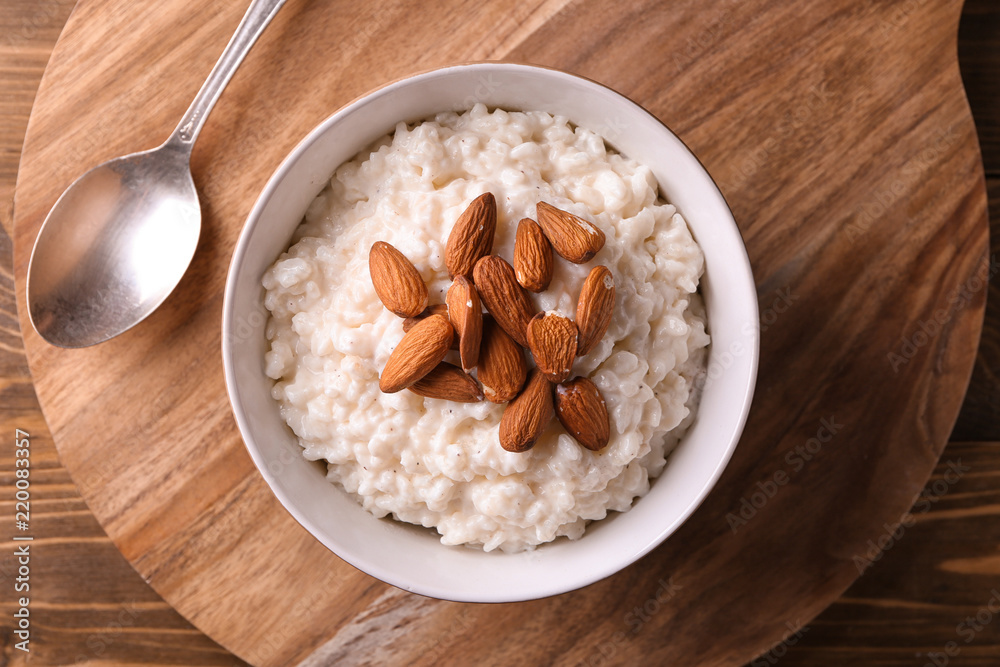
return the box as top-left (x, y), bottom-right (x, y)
top-left (26, 0), bottom-right (286, 348)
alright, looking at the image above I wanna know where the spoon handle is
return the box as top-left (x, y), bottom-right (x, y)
top-left (166, 0), bottom-right (287, 150)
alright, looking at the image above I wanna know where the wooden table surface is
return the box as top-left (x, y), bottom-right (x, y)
top-left (1, 1), bottom-right (998, 665)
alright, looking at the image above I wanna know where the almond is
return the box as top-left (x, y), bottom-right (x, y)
top-left (513, 218), bottom-right (553, 292)
top-left (554, 377), bottom-right (610, 451)
top-left (472, 255), bottom-right (536, 348)
top-left (526, 312), bottom-right (577, 383)
top-left (576, 265), bottom-right (615, 356)
top-left (445, 192), bottom-right (497, 278)
top-left (409, 362), bottom-right (484, 402)
top-left (402, 304), bottom-right (458, 350)
top-left (478, 316), bottom-right (527, 403)
top-left (379, 314), bottom-right (453, 393)
top-left (446, 276), bottom-right (482, 371)
top-left (369, 241), bottom-right (428, 318)
top-left (535, 201), bottom-right (605, 264)
top-left (499, 369), bottom-right (554, 453)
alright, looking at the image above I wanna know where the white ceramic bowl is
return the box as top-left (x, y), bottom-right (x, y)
top-left (222, 63), bottom-right (758, 603)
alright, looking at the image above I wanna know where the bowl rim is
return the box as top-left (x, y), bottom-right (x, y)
top-left (222, 61), bottom-right (758, 602)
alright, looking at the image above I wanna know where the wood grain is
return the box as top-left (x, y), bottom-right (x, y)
top-left (788, 441), bottom-right (1000, 665)
top-left (0, 0), bottom-right (995, 665)
top-left (951, 0), bottom-right (1000, 442)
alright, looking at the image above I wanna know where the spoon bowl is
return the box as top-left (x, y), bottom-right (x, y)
top-left (27, 143), bottom-right (199, 347)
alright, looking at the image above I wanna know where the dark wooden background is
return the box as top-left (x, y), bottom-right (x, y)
top-left (1, 0), bottom-right (997, 664)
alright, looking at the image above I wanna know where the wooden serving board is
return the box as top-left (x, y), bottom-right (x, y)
top-left (12, 0), bottom-right (988, 664)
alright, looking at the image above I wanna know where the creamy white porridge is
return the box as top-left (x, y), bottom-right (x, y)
top-left (262, 104), bottom-right (709, 552)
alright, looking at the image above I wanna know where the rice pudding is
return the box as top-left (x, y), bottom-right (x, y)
top-left (262, 104), bottom-right (709, 552)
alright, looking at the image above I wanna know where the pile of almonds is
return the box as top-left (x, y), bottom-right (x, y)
top-left (369, 193), bottom-right (615, 453)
